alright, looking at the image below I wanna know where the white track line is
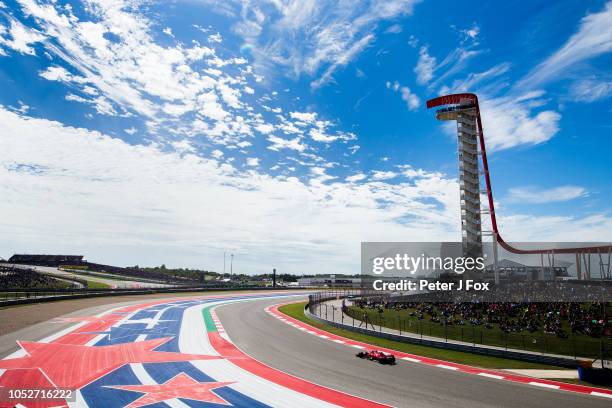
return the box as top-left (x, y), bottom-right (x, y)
top-left (436, 364), bottom-right (459, 370)
top-left (528, 382), bottom-right (560, 389)
top-left (477, 373), bottom-right (504, 380)
top-left (401, 357), bottom-right (421, 363)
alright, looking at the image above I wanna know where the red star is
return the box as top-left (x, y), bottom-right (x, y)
top-left (108, 373), bottom-right (234, 407)
top-left (0, 338), bottom-right (221, 390)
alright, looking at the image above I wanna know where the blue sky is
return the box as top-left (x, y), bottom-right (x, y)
top-left (0, 0), bottom-right (611, 274)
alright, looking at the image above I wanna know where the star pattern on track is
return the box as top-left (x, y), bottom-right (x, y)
top-left (107, 373), bottom-right (235, 407)
top-left (0, 337), bottom-right (222, 390)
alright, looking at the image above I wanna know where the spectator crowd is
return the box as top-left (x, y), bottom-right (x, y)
top-left (351, 298), bottom-right (610, 339)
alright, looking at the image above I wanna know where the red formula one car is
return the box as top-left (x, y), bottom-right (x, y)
top-left (356, 349), bottom-right (396, 364)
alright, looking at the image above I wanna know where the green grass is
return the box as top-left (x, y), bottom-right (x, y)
top-left (84, 280), bottom-right (111, 289)
top-left (279, 302), bottom-right (560, 369)
top-left (345, 305), bottom-right (604, 359)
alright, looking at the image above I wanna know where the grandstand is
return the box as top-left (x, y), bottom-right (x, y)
top-left (8, 254), bottom-right (84, 266)
top-left (0, 265), bottom-right (77, 289)
top-left (82, 262), bottom-right (189, 283)
top-left (3, 254), bottom-right (196, 284)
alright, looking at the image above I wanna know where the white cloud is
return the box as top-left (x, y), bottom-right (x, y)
top-left (39, 66), bottom-right (86, 83)
top-left (8, 101), bottom-right (30, 114)
top-left (517, 2), bottom-right (612, 89)
top-left (0, 107), bottom-right (466, 273)
top-left (399, 165), bottom-right (427, 178)
top-left (216, 0), bottom-right (418, 88)
top-left (311, 34), bottom-right (374, 89)
top-left (267, 135), bottom-right (305, 152)
top-left (310, 166), bottom-right (336, 183)
top-left (289, 111), bottom-right (317, 123)
top-left (414, 25), bottom-right (483, 88)
top-left (13, 0), bottom-right (258, 146)
top-left (124, 127), bottom-right (137, 135)
top-left (569, 79), bottom-right (612, 102)
top-left (442, 63), bottom-right (511, 95)
top-left (498, 213), bottom-right (612, 243)
top-left (6, 0), bottom-right (366, 175)
top-left (387, 81), bottom-right (420, 111)
top-left (0, 18), bottom-right (45, 56)
top-left (371, 170), bottom-right (397, 180)
top-left (171, 140), bottom-right (195, 153)
top-left (386, 80), bottom-right (400, 91)
top-left (384, 24), bottom-right (403, 34)
top-left (399, 86), bottom-right (420, 111)
top-left (461, 24), bottom-right (480, 41)
top-left (507, 185), bottom-right (588, 204)
top-left (309, 128), bottom-right (336, 142)
top-left (208, 32), bottom-right (223, 43)
top-left (255, 123), bottom-right (275, 134)
top-left (246, 157), bottom-right (259, 166)
top-left (414, 46), bottom-right (436, 84)
top-left (346, 173), bottom-right (367, 182)
top-left (407, 35), bottom-right (418, 48)
top-left (477, 92), bottom-right (561, 150)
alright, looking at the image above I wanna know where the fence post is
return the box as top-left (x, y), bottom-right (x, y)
top-left (444, 320), bottom-right (448, 342)
top-left (599, 337), bottom-right (605, 368)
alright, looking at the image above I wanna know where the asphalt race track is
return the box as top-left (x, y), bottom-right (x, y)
top-left (0, 292), bottom-right (610, 408)
top-left (216, 297), bottom-right (611, 408)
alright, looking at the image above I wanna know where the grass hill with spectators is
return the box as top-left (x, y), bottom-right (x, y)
top-left (346, 299), bottom-right (611, 359)
top-left (0, 265), bottom-right (75, 289)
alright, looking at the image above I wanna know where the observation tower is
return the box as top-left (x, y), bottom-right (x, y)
top-left (426, 93), bottom-right (612, 282)
top-left (433, 96), bottom-right (483, 260)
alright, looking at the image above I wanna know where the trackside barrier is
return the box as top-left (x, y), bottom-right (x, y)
top-left (306, 292), bottom-right (589, 368)
top-left (0, 286), bottom-right (310, 307)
